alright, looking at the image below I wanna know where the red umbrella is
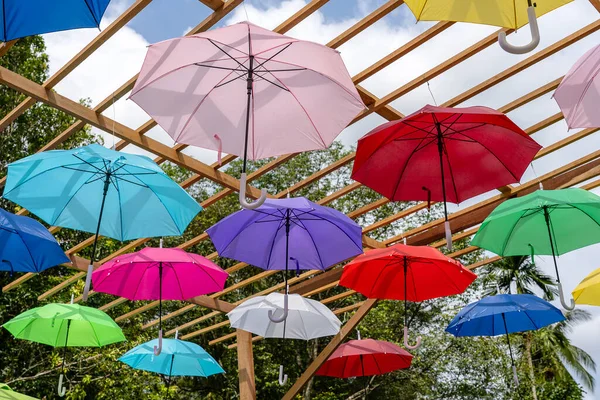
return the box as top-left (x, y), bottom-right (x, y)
top-left (340, 244), bottom-right (476, 349)
top-left (351, 105), bottom-right (541, 250)
top-left (317, 338), bottom-right (413, 378)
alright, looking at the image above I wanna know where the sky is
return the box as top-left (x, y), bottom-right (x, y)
top-left (33, 0), bottom-right (600, 397)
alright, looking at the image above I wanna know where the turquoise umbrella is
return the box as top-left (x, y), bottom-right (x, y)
top-left (119, 335), bottom-right (224, 398)
top-left (2, 144), bottom-right (202, 300)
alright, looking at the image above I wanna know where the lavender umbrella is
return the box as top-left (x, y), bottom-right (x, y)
top-left (207, 197), bottom-right (362, 384)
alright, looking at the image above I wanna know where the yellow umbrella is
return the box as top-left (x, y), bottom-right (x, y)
top-left (572, 268), bottom-right (600, 306)
top-left (403, 0), bottom-right (572, 54)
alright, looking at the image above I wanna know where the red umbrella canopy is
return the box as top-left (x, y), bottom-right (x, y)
top-left (339, 244), bottom-right (476, 301)
top-left (351, 105), bottom-right (541, 204)
top-left (316, 339), bottom-right (413, 378)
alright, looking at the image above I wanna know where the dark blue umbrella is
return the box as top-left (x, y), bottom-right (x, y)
top-left (0, 207), bottom-right (68, 273)
top-left (0, 0), bottom-right (111, 42)
top-left (446, 294), bottom-right (565, 385)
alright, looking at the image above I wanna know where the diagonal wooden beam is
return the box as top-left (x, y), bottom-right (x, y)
top-left (198, 0), bottom-right (225, 10)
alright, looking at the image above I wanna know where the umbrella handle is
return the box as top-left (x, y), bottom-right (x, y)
top-left (558, 282), bottom-right (575, 310)
top-left (239, 173), bottom-right (267, 210)
top-left (278, 364), bottom-right (288, 386)
top-left (403, 326), bottom-right (422, 350)
top-left (268, 293), bottom-right (289, 323)
top-left (444, 221), bottom-right (452, 252)
top-left (57, 373), bottom-right (67, 397)
top-left (512, 365), bottom-right (519, 385)
top-left (154, 329), bottom-right (163, 356)
top-left (82, 264), bottom-right (94, 301)
top-left (498, 5), bottom-right (540, 54)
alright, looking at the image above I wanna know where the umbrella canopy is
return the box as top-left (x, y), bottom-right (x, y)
top-left (0, 384), bottom-right (38, 400)
top-left (340, 243), bottom-right (476, 349)
top-left (92, 247), bottom-right (228, 301)
top-left (207, 197), bottom-right (363, 273)
top-left (0, 0), bottom-right (111, 42)
top-left (119, 338), bottom-right (225, 377)
top-left (316, 338), bottom-right (413, 378)
top-left (340, 244), bottom-right (476, 302)
top-left (446, 294), bottom-right (565, 337)
top-left (472, 188), bottom-right (600, 310)
top-left (2, 303), bottom-right (125, 347)
top-left (554, 44), bottom-right (600, 129)
top-left (572, 268), bottom-right (600, 306)
top-left (227, 293), bottom-right (341, 340)
top-left (352, 105), bottom-right (540, 250)
top-left (93, 246), bottom-right (228, 356)
top-left (3, 143), bottom-right (202, 300)
top-left (0, 208), bottom-right (69, 273)
top-left (446, 293), bottom-right (565, 385)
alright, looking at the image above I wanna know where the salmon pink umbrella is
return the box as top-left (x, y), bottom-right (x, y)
top-left (130, 21), bottom-right (365, 209)
top-left (92, 245), bottom-right (228, 356)
top-left (340, 244), bottom-right (476, 349)
top-left (351, 105), bottom-right (541, 250)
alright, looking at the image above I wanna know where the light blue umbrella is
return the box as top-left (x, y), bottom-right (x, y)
top-left (0, 1), bottom-right (112, 42)
top-left (0, 207), bottom-right (68, 273)
top-left (2, 144), bottom-right (202, 299)
top-left (119, 337), bottom-right (224, 397)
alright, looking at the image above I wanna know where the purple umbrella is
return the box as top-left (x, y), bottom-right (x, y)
top-left (207, 197), bottom-right (363, 322)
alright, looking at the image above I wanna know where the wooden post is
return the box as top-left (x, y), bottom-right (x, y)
top-left (282, 299), bottom-right (378, 400)
top-left (237, 329), bottom-right (256, 400)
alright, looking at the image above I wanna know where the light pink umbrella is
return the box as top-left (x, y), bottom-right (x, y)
top-left (129, 21), bottom-right (365, 209)
top-left (554, 44), bottom-right (600, 129)
top-left (92, 246), bottom-right (228, 355)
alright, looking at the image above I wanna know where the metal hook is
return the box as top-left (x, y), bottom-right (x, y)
top-left (239, 173), bottom-right (267, 209)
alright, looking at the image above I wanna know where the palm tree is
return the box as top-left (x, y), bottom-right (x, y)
top-left (530, 309), bottom-right (596, 393)
top-left (483, 255), bottom-right (558, 299)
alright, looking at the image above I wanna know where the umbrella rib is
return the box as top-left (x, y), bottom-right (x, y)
top-left (499, 209), bottom-right (530, 255)
top-left (49, 175), bottom-right (98, 227)
top-left (390, 133), bottom-right (432, 200)
top-left (2, 163), bottom-right (91, 196)
top-left (252, 42), bottom-right (293, 71)
top-left (207, 38), bottom-right (249, 70)
top-left (73, 153), bottom-right (108, 174)
top-left (2, 219), bottom-right (40, 271)
top-left (439, 133), bottom-right (460, 204)
top-left (292, 211), bottom-right (326, 268)
top-left (560, 204), bottom-right (600, 253)
top-left (264, 217), bottom-right (287, 270)
top-left (192, 261), bottom-right (222, 297)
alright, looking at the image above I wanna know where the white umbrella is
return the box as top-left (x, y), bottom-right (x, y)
top-left (227, 292), bottom-right (341, 385)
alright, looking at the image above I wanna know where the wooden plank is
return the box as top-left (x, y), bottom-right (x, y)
top-left (237, 329), bottom-right (256, 400)
top-left (0, 40), bottom-right (16, 57)
top-left (498, 77), bottom-right (562, 114)
top-left (0, 0), bottom-right (153, 132)
top-left (198, 0), bottom-right (225, 10)
top-left (37, 272), bottom-right (85, 300)
top-left (3, 273), bottom-right (35, 292)
top-left (282, 299), bottom-right (378, 399)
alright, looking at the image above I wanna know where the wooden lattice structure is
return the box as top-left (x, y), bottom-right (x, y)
top-left (2, 1), bottom-right (600, 398)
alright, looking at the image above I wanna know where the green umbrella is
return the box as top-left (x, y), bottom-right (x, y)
top-left (472, 188), bottom-right (600, 310)
top-left (2, 300), bottom-right (125, 397)
top-left (0, 384), bottom-right (39, 400)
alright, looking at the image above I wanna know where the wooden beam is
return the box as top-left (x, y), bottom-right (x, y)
top-left (0, 40), bottom-right (16, 57)
top-left (237, 329), bottom-right (256, 400)
top-left (198, 0), bottom-right (224, 10)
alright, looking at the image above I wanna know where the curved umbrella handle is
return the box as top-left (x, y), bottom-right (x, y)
top-left (558, 282), bottom-right (575, 310)
top-left (268, 293), bottom-right (289, 323)
top-left (278, 364), bottom-right (288, 386)
top-left (154, 329), bottom-right (163, 356)
top-left (239, 173), bottom-right (267, 210)
top-left (82, 264), bottom-right (94, 301)
top-left (57, 373), bottom-right (67, 397)
top-left (498, 6), bottom-right (540, 54)
top-left (512, 365), bottom-right (519, 385)
top-left (403, 326), bottom-right (422, 350)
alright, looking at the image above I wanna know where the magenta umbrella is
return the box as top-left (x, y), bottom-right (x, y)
top-left (129, 21), bottom-right (364, 209)
top-left (92, 245), bottom-right (228, 355)
top-left (554, 44), bottom-right (600, 129)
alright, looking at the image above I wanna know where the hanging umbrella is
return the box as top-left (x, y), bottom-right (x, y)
top-left (352, 105), bottom-right (540, 251)
top-left (572, 267), bottom-right (600, 306)
top-left (2, 298), bottom-right (126, 397)
top-left (92, 245), bottom-right (228, 355)
top-left (340, 244), bottom-right (476, 349)
top-left (402, 0), bottom-right (571, 54)
top-left (2, 143), bottom-right (202, 301)
top-left (119, 333), bottom-right (224, 398)
top-left (228, 292), bottom-right (341, 385)
top-left (129, 21), bottom-right (365, 209)
top-left (316, 333), bottom-right (413, 397)
top-left (472, 188), bottom-right (600, 310)
top-left (554, 44), bottom-right (600, 129)
top-left (0, 383), bottom-right (38, 400)
top-left (0, 0), bottom-right (112, 42)
top-left (207, 197), bottom-right (363, 321)
top-left (0, 208), bottom-right (69, 274)
top-left (446, 293), bottom-right (565, 385)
